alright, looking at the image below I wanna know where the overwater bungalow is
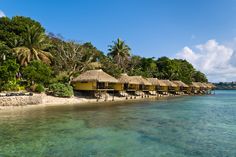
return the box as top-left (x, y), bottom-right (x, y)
top-left (173, 80), bottom-right (189, 94)
top-left (71, 69), bottom-right (118, 100)
top-left (161, 80), bottom-right (178, 94)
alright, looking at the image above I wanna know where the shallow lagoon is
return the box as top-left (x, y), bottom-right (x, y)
top-left (0, 90), bottom-right (236, 157)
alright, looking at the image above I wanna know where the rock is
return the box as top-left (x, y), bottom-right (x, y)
top-left (0, 95), bottom-right (42, 106)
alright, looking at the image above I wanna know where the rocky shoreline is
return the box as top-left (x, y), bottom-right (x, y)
top-left (0, 94), bottom-right (42, 106)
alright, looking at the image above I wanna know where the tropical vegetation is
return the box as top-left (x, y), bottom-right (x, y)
top-left (0, 16), bottom-right (208, 96)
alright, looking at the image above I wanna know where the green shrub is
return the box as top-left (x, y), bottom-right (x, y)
top-left (50, 72), bottom-right (70, 84)
top-left (47, 83), bottom-right (74, 97)
top-left (1, 81), bottom-right (20, 91)
top-left (22, 61), bottom-right (52, 85)
top-left (35, 84), bottom-right (45, 93)
top-left (0, 59), bottom-right (20, 91)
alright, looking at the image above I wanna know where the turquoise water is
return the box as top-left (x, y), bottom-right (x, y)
top-left (0, 90), bottom-right (236, 157)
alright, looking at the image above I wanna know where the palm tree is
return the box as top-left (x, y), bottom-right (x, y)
top-left (13, 25), bottom-right (52, 66)
top-left (108, 38), bottom-right (131, 71)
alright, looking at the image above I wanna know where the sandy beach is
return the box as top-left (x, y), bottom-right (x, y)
top-left (0, 93), bottom-right (174, 112)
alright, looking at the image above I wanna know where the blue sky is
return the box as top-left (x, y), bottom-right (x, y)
top-left (1, 0), bottom-right (236, 82)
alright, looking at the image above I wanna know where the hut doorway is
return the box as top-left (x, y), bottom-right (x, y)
top-left (139, 85), bottom-right (144, 90)
top-left (124, 83), bottom-right (129, 90)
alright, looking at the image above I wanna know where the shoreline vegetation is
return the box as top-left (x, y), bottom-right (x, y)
top-left (0, 16), bottom-right (214, 110)
top-left (214, 82), bottom-right (236, 90)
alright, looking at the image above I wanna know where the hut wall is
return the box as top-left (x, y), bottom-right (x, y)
top-left (148, 85), bottom-right (155, 91)
top-left (129, 84), bottom-right (139, 90)
top-left (191, 87), bottom-right (200, 93)
top-left (179, 86), bottom-right (190, 92)
top-left (174, 87), bottom-right (179, 92)
top-left (184, 87), bottom-right (190, 92)
top-left (162, 86), bottom-right (168, 92)
top-left (73, 82), bottom-right (96, 90)
top-left (113, 83), bottom-right (124, 91)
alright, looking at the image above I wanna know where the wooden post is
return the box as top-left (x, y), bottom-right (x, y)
top-left (112, 90), bottom-right (114, 101)
top-left (96, 90), bottom-right (99, 102)
top-left (104, 92), bottom-right (106, 101)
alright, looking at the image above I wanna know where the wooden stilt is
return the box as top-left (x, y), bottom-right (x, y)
top-left (112, 90), bottom-right (114, 101)
top-left (96, 90), bottom-right (99, 102)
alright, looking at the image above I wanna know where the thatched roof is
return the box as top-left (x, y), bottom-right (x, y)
top-left (157, 80), bottom-right (168, 86)
top-left (130, 76), bottom-right (152, 85)
top-left (191, 82), bottom-right (200, 88)
top-left (147, 78), bottom-right (167, 86)
top-left (208, 83), bottom-right (216, 88)
top-left (118, 73), bottom-right (140, 84)
top-left (204, 83), bottom-right (216, 89)
top-left (197, 82), bottom-right (208, 88)
top-left (202, 83), bottom-right (212, 89)
top-left (161, 80), bottom-right (178, 87)
top-left (72, 69), bottom-right (118, 83)
top-left (147, 78), bottom-right (158, 85)
top-left (173, 80), bottom-right (189, 88)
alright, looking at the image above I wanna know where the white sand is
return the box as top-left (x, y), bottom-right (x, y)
top-left (0, 93), bottom-right (176, 112)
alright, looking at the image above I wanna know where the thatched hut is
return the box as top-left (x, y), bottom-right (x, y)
top-left (117, 73), bottom-right (140, 91)
top-left (72, 69), bottom-right (118, 91)
top-left (173, 80), bottom-right (189, 93)
top-left (147, 78), bottom-right (168, 92)
top-left (202, 83), bottom-right (212, 90)
top-left (130, 76), bottom-right (152, 91)
top-left (147, 78), bottom-right (158, 91)
top-left (201, 82), bottom-right (216, 94)
top-left (161, 80), bottom-right (178, 93)
top-left (207, 83), bottom-right (216, 89)
top-left (197, 82), bottom-right (208, 91)
top-left (190, 82), bottom-right (201, 94)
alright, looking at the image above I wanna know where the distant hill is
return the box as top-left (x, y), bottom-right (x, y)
top-left (214, 82), bottom-right (236, 90)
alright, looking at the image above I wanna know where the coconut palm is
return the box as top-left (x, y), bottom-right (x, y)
top-left (108, 38), bottom-right (131, 71)
top-left (13, 25), bottom-right (52, 66)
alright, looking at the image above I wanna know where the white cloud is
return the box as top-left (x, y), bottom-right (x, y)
top-left (225, 37), bottom-right (236, 50)
top-left (177, 39), bottom-right (236, 82)
top-left (0, 10), bottom-right (6, 17)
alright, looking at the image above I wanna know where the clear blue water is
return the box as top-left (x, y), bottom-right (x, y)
top-left (0, 90), bottom-right (236, 157)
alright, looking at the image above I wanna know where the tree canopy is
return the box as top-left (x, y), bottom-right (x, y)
top-left (0, 15), bottom-right (208, 92)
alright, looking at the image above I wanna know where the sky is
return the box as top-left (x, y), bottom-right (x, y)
top-left (1, 0), bottom-right (236, 82)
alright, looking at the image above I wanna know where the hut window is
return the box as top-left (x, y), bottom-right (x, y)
top-left (97, 82), bottom-right (106, 89)
top-left (139, 85), bottom-right (144, 90)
